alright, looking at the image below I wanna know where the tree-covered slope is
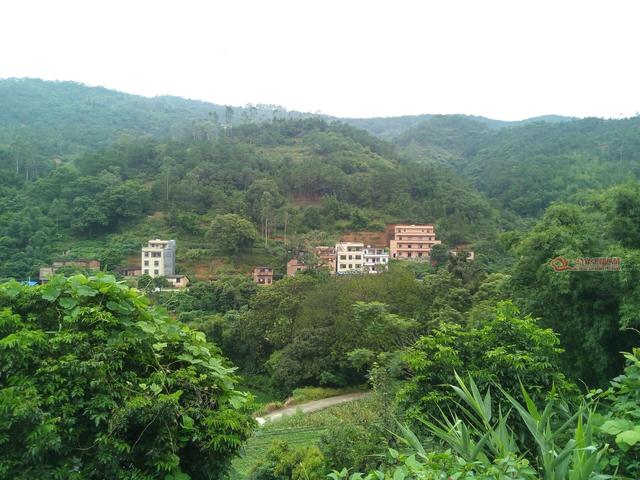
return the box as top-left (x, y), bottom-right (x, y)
top-left (0, 118), bottom-right (499, 279)
top-left (395, 115), bottom-right (640, 216)
top-left (0, 78), bottom-right (313, 157)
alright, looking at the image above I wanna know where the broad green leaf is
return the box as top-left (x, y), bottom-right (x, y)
top-left (616, 429), bottom-right (640, 450)
top-left (59, 296), bottom-right (78, 310)
top-left (41, 284), bottom-right (62, 301)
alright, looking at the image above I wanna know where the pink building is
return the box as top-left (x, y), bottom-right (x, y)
top-left (287, 258), bottom-right (309, 276)
top-left (389, 224), bottom-right (441, 260)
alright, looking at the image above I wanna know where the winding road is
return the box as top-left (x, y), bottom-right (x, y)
top-left (255, 391), bottom-right (370, 426)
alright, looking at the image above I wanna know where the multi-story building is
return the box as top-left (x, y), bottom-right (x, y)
top-left (389, 224), bottom-right (441, 260)
top-left (253, 266), bottom-right (274, 285)
top-left (335, 242), bottom-right (364, 274)
top-left (363, 246), bottom-right (389, 273)
top-left (141, 239), bottom-right (176, 277)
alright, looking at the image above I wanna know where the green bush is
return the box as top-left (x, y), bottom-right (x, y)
top-left (0, 275), bottom-right (254, 479)
top-left (398, 301), bottom-right (576, 429)
top-left (249, 441), bottom-right (326, 480)
top-left (594, 347), bottom-right (640, 477)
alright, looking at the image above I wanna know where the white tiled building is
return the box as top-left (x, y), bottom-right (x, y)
top-left (363, 246), bottom-right (389, 273)
top-left (335, 242), bottom-right (364, 274)
top-left (141, 239), bottom-right (176, 277)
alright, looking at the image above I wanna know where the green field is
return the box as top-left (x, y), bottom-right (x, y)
top-left (230, 398), bottom-right (374, 478)
top-left (231, 425), bottom-right (329, 478)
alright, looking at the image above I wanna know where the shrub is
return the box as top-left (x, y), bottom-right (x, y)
top-left (0, 274), bottom-right (254, 479)
top-left (397, 301), bottom-right (576, 428)
top-left (249, 441), bottom-right (326, 480)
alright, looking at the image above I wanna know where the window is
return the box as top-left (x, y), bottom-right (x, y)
top-left (348, 264), bottom-right (352, 268)
top-left (340, 264), bottom-right (346, 269)
top-left (340, 255), bottom-right (346, 260)
top-left (407, 253), bottom-right (412, 258)
top-left (348, 255), bottom-right (352, 260)
top-left (418, 252), bottom-right (423, 257)
top-left (355, 255), bottom-right (361, 260)
top-left (144, 252), bottom-right (149, 257)
top-left (144, 261), bottom-right (149, 266)
top-left (154, 269), bottom-right (159, 275)
top-left (143, 269), bottom-right (149, 274)
top-left (154, 261), bottom-right (159, 266)
top-left (408, 244), bottom-right (412, 248)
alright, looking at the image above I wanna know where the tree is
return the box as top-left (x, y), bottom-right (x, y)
top-left (206, 214), bottom-right (258, 254)
top-left (511, 202), bottom-right (635, 385)
top-left (0, 274), bottom-right (254, 479)
top-left (397, 301), bottom-right (575, 426)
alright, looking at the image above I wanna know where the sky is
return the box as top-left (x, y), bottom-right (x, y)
top-left (1, 0), bottom-right (639, 120)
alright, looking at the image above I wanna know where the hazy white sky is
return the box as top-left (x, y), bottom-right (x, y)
top-left (1, 0), bottom-right (638, 120)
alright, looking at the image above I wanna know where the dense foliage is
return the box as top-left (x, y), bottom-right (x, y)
top-left (0, 275), bottom-right (254, 479)
top-left (396, 114), bottom-right (640, 216)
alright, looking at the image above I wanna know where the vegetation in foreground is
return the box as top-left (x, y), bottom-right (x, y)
top-left (0, 275), bottom-right (254, 479)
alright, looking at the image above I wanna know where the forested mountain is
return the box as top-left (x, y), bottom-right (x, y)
top-left (0, 115), bottom-right (499, 279)
top-left (0, 78), bottom-right (311, 157)
top-left (395, 114), bottom-right (640, 215)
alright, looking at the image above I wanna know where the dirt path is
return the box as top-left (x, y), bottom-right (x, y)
top-left (255, 392), bottom-right (370, 426)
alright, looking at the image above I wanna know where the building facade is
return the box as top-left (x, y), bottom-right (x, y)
top-left (253, 266), bottom-right (274, 285)
top-left (363, 246), bottom-right (389, 273)
top-left (39, 259), bottom-right (101, 283)
top-left (335, 242), bottom-right (364, 274)
top-left (166, 275), bottom-right (190, 289)
top-left (287, 258), bottom-right (309, 276)
top-left (314, 246), bottom-right (336, 273)
top-left (389, 224), bottom-right (441, 260)
top-left (141, 239), bottom-right (176, 277)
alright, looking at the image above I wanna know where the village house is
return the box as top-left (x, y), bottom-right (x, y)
top-left (287, 257), bottom-right (309, 276)
top-left (335, 242), bottom-right (364, 274)
top-left (166, 274), bottom-right (190, 289)
top-left (39, 259), bottom-right (101, 283)
top-left (253, 266), bottom-right (274, 285)
top-left (315, 246), bottom-right (337, 272)
top-left (116, 266), bottom-right (142, 278)
top-left (389, 224), bottom-right (441, 260)
top-left (141, 239), bottom-right (176, 277)
top-left (363, 245), bottom-right (389, 273)
top-left (450, 245), bottom-right (475, 261)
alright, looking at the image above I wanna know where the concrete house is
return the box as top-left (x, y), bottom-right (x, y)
top-left (363, 246), bottom-right (389, 273)
top-left (141, 239), bottom-right (176, 277)
top-left (253, 266), bottom-right (274, 285)
top-left (389, 224), bottom-right (441, 260)
top-left (314, 246), bottom-right (337, 273)
top-left (335, 242), bottom-right (364, 274)
top-left (287, 258), bottom-right (309, 276)
top-left (39, 259), bottom-right (101, 283)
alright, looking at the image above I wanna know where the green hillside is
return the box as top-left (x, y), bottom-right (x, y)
top-left (0, 78), bottom-right (313, 157)
top-left (395, 114), bottom-right (640, 215)
top-left (0, 112), bottom-right (498, 279)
